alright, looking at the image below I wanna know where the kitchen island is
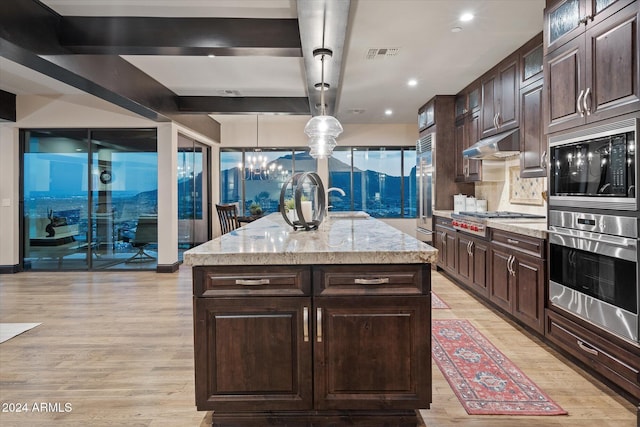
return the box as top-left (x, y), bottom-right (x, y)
top-left (184, 213), bottom-right (437, 427)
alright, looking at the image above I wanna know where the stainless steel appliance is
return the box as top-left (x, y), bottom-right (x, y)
top-left (548, 210), bottom-right (639, 344)
top-left (549, 117), bottom-right (637, 211)
top-left (416, 133), bottom-right (433, 243)
top-left (450, 211), bottom-right (546, 238)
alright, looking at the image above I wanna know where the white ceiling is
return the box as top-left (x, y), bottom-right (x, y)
top-left (1, 0), bottom-right (545, 125)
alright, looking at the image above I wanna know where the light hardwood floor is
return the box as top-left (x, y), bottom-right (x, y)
top-left (0, 266), bottom-right (636, 427)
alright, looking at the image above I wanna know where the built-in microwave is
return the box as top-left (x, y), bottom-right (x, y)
top-left (549, 117), bottom-right (638, 211)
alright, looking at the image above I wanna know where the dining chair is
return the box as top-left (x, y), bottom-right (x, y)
top-left (216, 204), bottom-right (240, 235)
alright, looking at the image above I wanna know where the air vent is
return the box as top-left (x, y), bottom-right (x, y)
top-left (218, 89), bottom-right (241, 96)
top-left (365, 48), bottom-right (400, 60)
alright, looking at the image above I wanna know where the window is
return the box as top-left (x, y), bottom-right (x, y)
top-left (328, 147), bottom-right (416, 218)
top-left (220, 148), bottom-right (317, 216)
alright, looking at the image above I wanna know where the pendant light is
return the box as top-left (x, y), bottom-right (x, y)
top-left (304, 47), bottom-right (343, 159)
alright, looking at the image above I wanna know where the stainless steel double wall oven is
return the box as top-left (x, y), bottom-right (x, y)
top-left (547, 117), bottom-right (639, 344)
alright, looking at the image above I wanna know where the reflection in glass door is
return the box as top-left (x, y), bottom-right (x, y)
top-left (22, 130), bottom-right (90, 270)
top-left (178, 134), bottom-right (210, 260)
top-left (22, 128), bottom-right (158, 271)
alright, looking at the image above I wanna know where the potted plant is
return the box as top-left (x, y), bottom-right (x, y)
top-left (249, 202), bottom-right (263, 217)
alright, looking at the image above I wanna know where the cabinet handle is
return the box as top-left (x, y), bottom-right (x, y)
top-left (506, 255), bottom-right (512, 275)
top-left (509, 255), bottom-right (516, 276)
top-left (493, 113), bottom-right (498, 129)
top-left (235, 278), bottom-right (270, 286)
top-left (541, 150), bottom-right (547, 169)
top-left (316, 308), bottom-right (323, 343)
top-left (303, 307), bottom-right (309, 342)
top-left (442, 232), bottom-right (447, 249)
top-left (577, 340), bottom-right (598, 356)
top-left (583, 87), bottom-right (591, 115)
top-left (467, 240), bottom-right (473, 256)
top-left (576, 89), bottom-right (585, 117)
top-left (496, 112), bottom-right (501, 128)
top-left (507, 238), bottom-right (519, 245)
top-left (354, 277), bottom-right (390, 285)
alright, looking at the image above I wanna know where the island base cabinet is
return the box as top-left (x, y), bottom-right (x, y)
top-left (194, 297), bottom-right (313, 412)
top-left (314, 297), bottom-right (431, 410)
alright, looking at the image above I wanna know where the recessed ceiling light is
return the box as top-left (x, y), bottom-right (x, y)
top-left (314, 82), bottom-right (330, 91)
top-left (451, 26), bottom-right (462, 33)
top-left (207, 54), bottom-right (216, 58)
top-left (407, 79), bottom-right (418, 87)
top-left (460, 12), bottom-right (474, 22)
top-left (384, 109), bottom-right (393, 116)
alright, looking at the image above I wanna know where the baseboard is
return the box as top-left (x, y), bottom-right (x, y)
top-left (156, 261), bottom-right (180, 273)
top-left (0, 264), bottom-right (21, 274)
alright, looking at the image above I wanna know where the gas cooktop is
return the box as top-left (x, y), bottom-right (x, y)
top-left (456, 211), bottom-right (546, 219)
top-left (450, 211), bottom-right (545, 237)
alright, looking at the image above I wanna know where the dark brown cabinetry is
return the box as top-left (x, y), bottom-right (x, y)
top-left (418, 99), bottom-right (435, 131)
top-left (454, 81), bottom-right (482, 182)
top-left (546, 309), bottom-right (640, 400)
top-left (489, 230), bottom-right (546, 334)
top-left (456, 233), bottom-right (489, 297)
top-left (544, 0), bottom-right (640, 133)
top-left (481, 53), bottom-right (520, 138)
top-left (434, 218), bottom-right (456, 275)
top-left (193, 264), bottom-right (431, 425)
top-left (520, 80), bottom-right (546, 178)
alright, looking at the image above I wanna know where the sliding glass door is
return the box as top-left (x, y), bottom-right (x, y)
top-left (22, 128), bottom-right (157, 271)
top-left (178, 134), bottom-right (210, 260)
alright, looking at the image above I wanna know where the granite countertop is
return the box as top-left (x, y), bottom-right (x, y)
top-left (433, 210), bottom-right (548, 239)
top-left (184, 213), bottom-right (438, 266)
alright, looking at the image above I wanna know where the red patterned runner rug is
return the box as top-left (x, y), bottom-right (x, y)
top-left (432, 319), bottom-right (567, 415)
top-left (432, 292), bottom-right (450, 309)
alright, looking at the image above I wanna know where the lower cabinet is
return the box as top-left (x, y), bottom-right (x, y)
top-left (193, 264), bottom-right (431, 425)
top-left (489, 230), bottom-right (546, 334)
top-left (546, 309), bottom-right (640, 401)
top-left (434, 217), bottom-right (456, 275)
top-left (456, 233), bottom-right (488, 298)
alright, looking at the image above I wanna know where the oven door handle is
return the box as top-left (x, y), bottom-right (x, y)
top-left (547, 229), bottom-right (636, 248)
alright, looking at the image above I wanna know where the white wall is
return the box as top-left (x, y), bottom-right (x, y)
top-left (0, 94), bottom-right (218, 269)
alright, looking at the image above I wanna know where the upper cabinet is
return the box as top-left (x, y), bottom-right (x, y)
top-left (545, 0), bottom-right (636, 54)
top-left (418, 99), bottom-right (435, 131)
top-left (544, 0), bottom-right (640, 133)
top-left (520, 34), bottom-right (544, 87)
top-left (480, 53), bottom-right (520, 138)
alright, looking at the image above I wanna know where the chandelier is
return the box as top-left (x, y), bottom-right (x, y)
top-left (240, 115), bottom-right (287, 181)
top-left (304, 47), bottom-right (343, 159)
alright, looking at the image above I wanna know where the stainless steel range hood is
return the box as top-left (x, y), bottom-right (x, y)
top-left (463, 128), bottom-right (520, 160)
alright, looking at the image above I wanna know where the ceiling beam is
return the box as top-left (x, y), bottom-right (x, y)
top-left (177, 96), bottom-right (310, 115)
top-left (60, 17), bottom-right (302, 57)
top-left (297, 0), bottom-right (351, 118)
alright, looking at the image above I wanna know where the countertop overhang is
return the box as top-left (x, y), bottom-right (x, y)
top-left (184, 213), bottom-right (438, 266)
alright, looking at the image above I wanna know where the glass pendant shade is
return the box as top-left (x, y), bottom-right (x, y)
top-left (304, 115), bottom-right (343, 159)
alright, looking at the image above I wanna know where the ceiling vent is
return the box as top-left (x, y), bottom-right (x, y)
top-left (365, 48), bottom-right (400, 60)
top-left (218, 89), bottom-right (241, 96)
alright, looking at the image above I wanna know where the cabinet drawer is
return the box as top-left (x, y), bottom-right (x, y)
top-left (193, 265), bottom-right (310, 297)
top-left (546, 310), bottom-right (640, 399)
top-left (491, 229), bottom-right (544, 257)
top-left (435, 216), bottom-right (453, 228)
top-left (314, 265), bottom-right (427, 296)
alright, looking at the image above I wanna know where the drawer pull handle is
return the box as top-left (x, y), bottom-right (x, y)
top-left (235, 278), bottom-right (270, 286)
top-left (354, 278), bottom-right (390, 285)
top-left (316, 308), bottom-right (323, 343)
top-left (303, 307), bottom-right (309, 342)
top-left (577, 340), bottom-right (598, 356)
top-left (507, 238), bottom-right (519, 245)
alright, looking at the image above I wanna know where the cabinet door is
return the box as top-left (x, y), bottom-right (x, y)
top-left (314, 296), bottom-right (431, 410)
top-left (585, 4), bottom-right (640, 122)
top-left (481, 72), bottom-right (499, 137)
top-left (545, 36), bottom-right (587, 133)
top-left (445, 231), bottom-right (457, 274)
top-left (457, 234), bottom-right (473, 285)
top-left (454, 119), bottom-right (467, 182)
top-left (465, 113), bottom-right (482, 181)
top-left (520, 81), bottom-right (547, 178)
top-left (193, 297), bottom-right (312, 412)
top-left (489, 246), bottom-right (513, 312)
top-left (497, 57), bottom-right (520, 132)
top-left (434, 226), bottom-right (446, 268)
top-left (545, 0), bottom-right (586, 54)
top-left (470, 239), bottom-right (489, 297)
top-left (512, 252), bottom-right (546, 334)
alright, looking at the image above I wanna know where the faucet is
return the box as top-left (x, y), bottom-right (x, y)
top-left (326, 187), bottom-right (346, 214)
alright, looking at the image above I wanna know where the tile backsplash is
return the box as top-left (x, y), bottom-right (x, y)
top-left (474, 157), bottom-right (547, 216)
